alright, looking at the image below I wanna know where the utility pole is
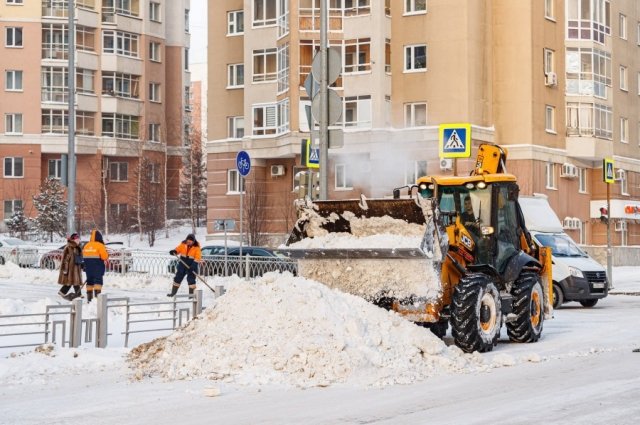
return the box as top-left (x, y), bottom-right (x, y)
top-left (319, 0), bottom-right (329, 200)
top-left (66, 0), bottom-right (76, 234)
top-left (606, 181), bottom-right (612, 289)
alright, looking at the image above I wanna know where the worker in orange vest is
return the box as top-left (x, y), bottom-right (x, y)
top-left (167, 233), bottom-right (202, 297)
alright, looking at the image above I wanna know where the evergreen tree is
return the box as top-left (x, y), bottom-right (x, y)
top-left (6, 206), bottom-right (30, 239)
top-left (33, 178), bottom-right (67, 242)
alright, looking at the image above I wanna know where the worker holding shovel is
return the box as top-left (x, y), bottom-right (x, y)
top-left (167, 233), bottom-right (202, 297)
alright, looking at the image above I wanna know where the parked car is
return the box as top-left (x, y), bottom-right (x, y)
top-left (167, 245), bottom-right (297, 277)
top-left (39, 241), bottom-right (133, 272)
top-left (0, 237), bottom-right (39, 267)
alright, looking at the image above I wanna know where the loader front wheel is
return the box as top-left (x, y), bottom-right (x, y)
top-left (507, 272), bottom-right (544, 343)
top-left (451, 274), bottom-right (502, 353)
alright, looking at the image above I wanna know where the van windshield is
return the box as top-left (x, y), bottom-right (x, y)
top-left (535, 233), bottom-right (587, 257)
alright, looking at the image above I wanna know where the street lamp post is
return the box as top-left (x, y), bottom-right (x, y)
top-left (66, 0), bottom-right (77, 234)
top-left (319, 0), bottom-right (329, 200)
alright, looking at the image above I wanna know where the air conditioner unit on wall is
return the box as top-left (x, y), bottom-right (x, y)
top-left (545, 72), bottom-right (557, 87)
top-left (439, 158), bottom-right (453, 171)
top-left (561, 163), bottom-right (578, 178)
top-left (615, 220), bottom-right (627, 232)
top-left (270, 164), bottom-right (285, 177)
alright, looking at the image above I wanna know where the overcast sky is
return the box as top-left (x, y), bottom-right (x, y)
top-left (190, 0), bottom-right (207, 64)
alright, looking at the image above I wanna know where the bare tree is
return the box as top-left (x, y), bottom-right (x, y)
top-left (179, 125), bottom-right (207, 234)
top-left (243, 179), bottom-right (269, 246)
top-left (275, 189), bottom-right (297, 241)
top-left (135, 158), bottom-right (165, 246)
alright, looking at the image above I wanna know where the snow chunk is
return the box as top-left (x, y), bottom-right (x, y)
top-left (128, 273), bottom-right (483, 388)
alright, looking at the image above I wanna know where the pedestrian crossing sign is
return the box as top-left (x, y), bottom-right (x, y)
top-left (603, 158), bottom-right (615, 184)
top-left (439, 123), bottom-right (472, 158)
top-left (306, 139), bottom-right (320, 169)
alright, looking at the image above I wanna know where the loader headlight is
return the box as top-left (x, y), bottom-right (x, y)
top-left (569, 266), bottom-right (584, 278)
top-left (480, 226), bottom-right (494, 236)
top-left (476, 182), bottom-right (487, 189)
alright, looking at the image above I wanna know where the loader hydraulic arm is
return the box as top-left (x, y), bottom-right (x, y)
top-left (473, 144), bottom-right (508, 175)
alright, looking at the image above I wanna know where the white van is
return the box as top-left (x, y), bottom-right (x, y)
top-left (519, 195), bottom-right (608, 308)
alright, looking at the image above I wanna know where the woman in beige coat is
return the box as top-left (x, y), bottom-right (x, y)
top-left (57, 233), bottom-right (84, 300)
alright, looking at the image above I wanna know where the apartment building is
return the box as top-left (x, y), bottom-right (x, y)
top-left (207, 0), bottom-right (640, 246)
top-left (0, 0), bottom-right (191, 232)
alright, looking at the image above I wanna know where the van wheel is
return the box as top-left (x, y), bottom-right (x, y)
top-left (0, 256), bottom-right (5, 265)
top-left (580, 299), bottom-right (598, 308)
top-left (507, 272), bottom-right (544, 343)
top-left (451, 273), bottom-right (501, 353)
top-left (552, 283), bottom-right (563, 309)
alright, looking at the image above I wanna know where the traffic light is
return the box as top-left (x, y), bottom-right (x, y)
top-left (294, 171), bottom-right (309, 199)
top-left (599, 206), bottom-right (608, 224)
top-left (310, 171), bottom-right (320, 200)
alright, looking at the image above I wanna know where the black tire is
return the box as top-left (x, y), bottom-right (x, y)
top-left (580, 299), bottom-right (598, 308)
top-left (552, 283), bottom-right (563, 309)
top-left (451, 274), bottom-right (502, 353)
top-left (507, 272), bottom-right (544, 343)
top-left (42, 258), bottom-right (56, 270)
top-left (418, 320), bottom-right (449, 339)
top-left (0, 256), bottom-right (4, 265)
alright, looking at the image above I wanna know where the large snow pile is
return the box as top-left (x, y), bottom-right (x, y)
top-left (129, 273), bottom-right (485, 388)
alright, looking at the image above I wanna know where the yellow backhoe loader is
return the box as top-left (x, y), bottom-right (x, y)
top-left (284, 144), bottom-right (552, 353)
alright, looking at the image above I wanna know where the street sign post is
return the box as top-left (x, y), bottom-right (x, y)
top-left (214, 219), bottom-right (236, 276)
top-left (603, 157), bottom-right (614, 289)
top-left (236, 151), bottom-right (251, 272)
top-left (439, 123), bottom-right (472, 176)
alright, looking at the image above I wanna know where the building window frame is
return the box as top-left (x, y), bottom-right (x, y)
top-left (6, 0), bottom-right (25, 4)
top-left (4, 157), bottom-right (24, 178)
top-left (101, 113), bottom-right (139, 139)
top-left (620, 117), bottom-right (628, 143)
top-left (252, 48), bottom-right (277, 83)
top-left (253, 0), bottom-right (277, 28)
top-left (404, 102), bottom-right (427, 127)
top-left (404, 0), bottom-right (427, 15)
top-left (102, 30), bottom-right (139, 57)
top-left (618, 169), bottom-right (629, 195)
top-left (545, 0), bottom-right (555, 20)
top-left (545, 105), bottom-right (556, 134)
top-left (619, 13), bottom-right (627, 39)
top-left (5, 27), bottom-right (23, 47)
top-left (620, 65), bottom-right (628, 91)
top-left (335, 163), bottom-right (352, 190)
top-left (149, 41), bottom-right (161, 62)
top-left (227, 63), bottom-right (244, 88)
top-left (544, 48), bottom-right (555, 74)
top-left (545, 162), bottom-right (556, 190)
top-left (404, 160), bottom-right (427, 186)
top-left (343, 95), bottom-right (372, 128)
top-left (3, 200), bottom-right (23, 221)
top-left (578, 167), bottom-right (587, 193)
top-left (228, 116), bottom-right (245, 139)
top-left (148, 123), bottom-right (160, 142)
top-left (404, 44), bottom-right (426, 72)
top-left (48, 158), bottom-right (62, 179)
top-left (101, 71), bottom-right (140, 98)
top-left (344, 38), bottom-right (371, 74)
top-left (5, 70), bottom-right (23, 91)
top-left (109, 162), bottom-right (129, 182)
top-left (148, 82), bottom-right (161, 102)
top-left (4, 113), bottom-right (23, 135)
top-left (149, 1), bottom-right (161, 22)
top-left (228, 10), bottom-right (245, 35)
top-left (227, 169), bottom-right (245, 194)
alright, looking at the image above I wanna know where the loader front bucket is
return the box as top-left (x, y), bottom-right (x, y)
top-left (282, 195), bottom-right (448, 317)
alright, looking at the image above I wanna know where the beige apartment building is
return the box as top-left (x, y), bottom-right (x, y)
top-left (0, 0), bottom-right (191, 232)
top-left (207, 0), bottom-right (640, 247)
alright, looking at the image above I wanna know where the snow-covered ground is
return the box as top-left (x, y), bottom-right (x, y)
top-left (1, 267), bottom-right (639, 424)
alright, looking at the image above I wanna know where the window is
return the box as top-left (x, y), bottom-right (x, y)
top-left (228, 64), bottom-right (244, 88)
top-left (5, 70), bottom-right (22, 91)
top-left (344, 0), bottom-right (370, 16)
top-left (149, 82), bottom-right (161, 102)
top-left (545, 163), bottom-right (556, 189)
top-left (405, 0), bottom-right (426, 14)
top-left (620, 117), bottom-right (628, 143)
top-left (545, 0), bottom-right (554, 20)
top-left (4, 113), bottom-right (22, 134)
top-left (149, 163), bottom-right (160, 183)
top-left (6, 0), bottom-right (24, 4)
top-left (109, 162), bottom-right (128, 182)
top-left (344, 38), bottom-right (371, 73)
top-left (638, 72), bottom-right (640, 95)
top-left (566, 102), bottom-right (613, 139)
top-left (253, 0), bottom-right (277, 27)
top-left (579, 221), bottom-right (586, 244)
top-left (41, 66), bottom-right (69, 103)
top-left (404, 160), bottom-right (427, 185)
top-left (620, 66), bottom-right (628, 91)
top-left (3, 200), bottom-right (22, 221)
top-left (385, 39), bottom-right (391, 73)
top-left (48, 159), bottom-right (62, 179)
top-left (76, 25), bottom-right (96, 51)
top-left (149, 2), bottom-right (161, 22)
top-left (404, 103), bottom-right (427, 127)
top-left (102, 113), bottom-right (139, 139)
top-left (228, 10), bottom-right (244, 35)
top-left (105, 0), bottom-right (139, 17)
top-left (184, 86), bottom-right (191, 110)
top-left (101, 72), bottom-right (140, 98)
top-left (41, 109), bottom-right (68, 134)
top-left (102, 30), bottom-right (139, 57)
top-left (184, 48), bottom-right (189, 70)
top-left (41, 24), bottom-right (67, 60)
top-left (252, 104), bottom-right (276, 135)
top-left (545, 105), bottom-right (556, 133)
top-left (76, 69), bottom-right (95, 94)
top-left (5, 27), bottom-right (22, 47)
top-left (228, 116), bottom-right (245, 139)
top-left (227, 169), bottom-right (245, 193)
top-left (110, 203), bottom-right (128, 218)
top-left (619, 14), bottom-right (627, 39)
top-left (544, 48), bottom-right (555, 74)
top-left (148, 123), bottom-right (160, 142)
top-left (578, 167), bottom-right (587, 193)
top-left (184, 9), bottom-right (190, 32)
top-left (619, 170), bottom-right (629, 195)
top-left (565, 47), bottom-right (611, 98)
top-left (4, 157), bottom-right (24, 178)
top-left (566, 0), bottom-right (610, 43)
top-left (149, 42), bottom-right (161, 62)
top-left (253, 48), bottom-right (277, 82)
top-left (404, 44), bottom-right (426, 72)
top-left (637, 22), bottom-right (640, 45)
top-left (277, 0), bottom-right (290, 37)
top-left (335, 163), bottom-right (352, 189)
top-left (277, 43), bottom-right (290, 93)
top-left (343, 95), bottom-right (371, 128)
top-left (76, 111), bottom-right (95, 135)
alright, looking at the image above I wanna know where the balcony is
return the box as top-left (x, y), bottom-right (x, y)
top-left (101, 6), bottom-right (142, 33)
top-left (566, 135), bottom-right (613, 161)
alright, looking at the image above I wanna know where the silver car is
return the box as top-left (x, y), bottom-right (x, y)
top-left (0, 237), bottom-right (40, 267)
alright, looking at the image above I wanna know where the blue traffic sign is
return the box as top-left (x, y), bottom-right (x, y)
top-left (439, 123), bottom-right (472, 158)
top-left (236, 151), bottom-right (251, 177)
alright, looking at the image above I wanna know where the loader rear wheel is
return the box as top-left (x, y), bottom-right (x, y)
top-left (507, 272), bottom-right (544, 343)
top-left (451, 274), bottom-right (502, 353)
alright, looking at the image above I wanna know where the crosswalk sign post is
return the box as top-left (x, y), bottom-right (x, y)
top-left (439, 123), bottom-right (471, 176)
top-left (602, 157), bottom-right (615, 291)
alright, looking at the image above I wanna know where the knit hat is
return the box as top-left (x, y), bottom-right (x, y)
top-left (186, 233), bottom-right (196, 242)
top-left (68, 233), bottom-right (80, 241)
